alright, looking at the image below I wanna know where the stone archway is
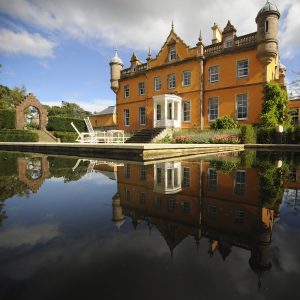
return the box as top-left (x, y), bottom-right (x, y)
top-left (16, 93), bottom-right (48, 130)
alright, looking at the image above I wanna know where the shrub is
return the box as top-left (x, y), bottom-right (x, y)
top-left (210, 115), bottom-right (238, 130)
top-left (257, 127), bottom-right (276, 144)
top-left (0, 129), bottom-right (38, 142)
top-left (294, 125), bottom-right (300, 143)
top-left (240, 125), bottom-right (256, 144)
top-left (47, 116), bottom-right (87, 132)
top-left (53, 131), bottom-right (78, 142)
top-left (0, 109), bottom-right (16, 129)
top-left (209, 134), bottom-right (240, 144)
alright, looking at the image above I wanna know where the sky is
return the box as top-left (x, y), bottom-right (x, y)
top-left (0, 0), bottom-right (300, 113)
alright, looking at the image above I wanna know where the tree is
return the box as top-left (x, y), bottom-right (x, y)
top-left (0, 84), bottom-right (26, 109)
top-left (46, 101), bottom-right (91, 118)
top-left (260, 82), bottom-right (290, 128)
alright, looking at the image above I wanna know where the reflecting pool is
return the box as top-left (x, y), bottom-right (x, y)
top-left (0, 151), bottom-right (300, 300)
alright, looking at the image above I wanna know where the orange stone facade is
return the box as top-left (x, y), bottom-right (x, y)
top-left (109, 2), bottom-right (285, 132)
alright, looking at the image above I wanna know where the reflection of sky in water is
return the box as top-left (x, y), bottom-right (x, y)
top-left (0, 153), bottom-right (300, 299)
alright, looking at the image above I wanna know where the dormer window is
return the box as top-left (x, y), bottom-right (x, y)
top-left (168, 46), bottom-right (176, 61)
top-left (224, 36), bottom-right (233, 48)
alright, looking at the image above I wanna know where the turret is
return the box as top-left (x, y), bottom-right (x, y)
top-left (112, 192), bottom-right (125, 230)
top-left (256, 1), bottom-right (280, 65)
top-left (130, 52), bottom-right (142, 72)
top-left (109, 49), bottom-right (123, 93)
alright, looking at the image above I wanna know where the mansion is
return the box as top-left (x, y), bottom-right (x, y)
top-left (109, 1), bottom-right (286, 131)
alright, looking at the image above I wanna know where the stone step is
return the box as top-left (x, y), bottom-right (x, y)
top-left (126, 128), bottom-right (166, 143)
top-left (36, 130), bottom-right (58, 143)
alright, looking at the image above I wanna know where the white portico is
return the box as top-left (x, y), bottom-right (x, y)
top-left (153, 94), bottom-right (182, 128)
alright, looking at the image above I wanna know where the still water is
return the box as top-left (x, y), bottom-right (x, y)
top-left (0, 151), bottom-right (300, 300)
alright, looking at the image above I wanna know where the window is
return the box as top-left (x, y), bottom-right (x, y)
top-left (124, 163), bottom-right (130, 178)
top-left (209, 65), bottom-right (219, 83)
top-left (124, 84), bottom-right (130, 98)
top-left (138, 82), bottom-right (145, 95)
top-left (235, 170), bottom-right (246, 195)
top-left (236, 94), bottom-right (248, 120)
top-left (125, 188), bottom-right (131, 202)
top-left (154, 195), bottom-right (162, 208)
top-left (139, 191), bottom-right (147, 204)
top-left (182, 71), bottom-right (191, 86)
top-left (139, 107), bottom-right (146, 126)
top-left (181, 201), bottom-right (190, 214)
top-left (234, 209), bottom-right (245, 225)
top-left (208, 168), bottom-right (217, 191)
top-left (156, 104), bottom-right (161, 120)
top-left (168, 196), bottom-right (176, 211)
top-left (265, 20), bottom-right (269, 33)
top-left (139, 165), bottom-right (146, 180)
top-left (237, 59), bottom-right (249, 78)
top-left (124, 109), bottom-right (130, 126)
top-left (290, 108), bottom-right (299, 125)
top-left (182, 167), bottom-right (191, 187)
top-left (224, 36), bottom-right (233, 48)
top-left (208, 205), bottom-right (217, 219)
top-left (168, 46), bottom-right (176, 61)
top-left (168, 73), bottom-right (176, 89)
top-left (168, 103), bottom-right (172, 120)
top-left (183, 101), bottom-right (191, 122)
top-left (208, 97), bottom-right (219, 121)
top-left (154, 77), bottom-right (161, 91)
top-left (156, 167), bottom-right (162, 184)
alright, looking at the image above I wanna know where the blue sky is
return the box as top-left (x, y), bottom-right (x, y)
top-left (0, 0), bottom-right (300, 113)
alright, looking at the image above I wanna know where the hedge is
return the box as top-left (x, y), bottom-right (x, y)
top-left (0, 129), bottom-right (38, 142)
top-left (240, 125), bottom-right (256, 144)
top-left (53, 131), bottom-right (77, 142)
top-left (47, 116), bottom-right (87, 132)
top-left (0, 109), bottom-right (16, 129)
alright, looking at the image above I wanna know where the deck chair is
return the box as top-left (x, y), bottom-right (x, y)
top-left (71, 122), bottom-right (95, 143)
top-left (84, 117), bottom-right (107, 143)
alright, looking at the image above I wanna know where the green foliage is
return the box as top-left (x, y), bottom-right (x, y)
top-left (240, 150), bottom-right (256, 168)
top-left (53, 131), bottom-right (77, 142)
top-left (209, 157), bottom-right (240, 174)
top-left (240, 125), bottom-right (256, 144)
top-left (210, 115), bottom-right (238, 130)
top-left (0, 85), bottom-right (26, 109)
top-left (0, 109), bottom-right (16, 129)
top-left (46, 101), bottom-right (91, 118)
top-left (47, 116), bottom-right (87, 132)
top-left (256, 127), bottom-right (276, 143)
top-left (156, 134), bottom-right (173, 143)
top-left (260, 82), bottom-right (290, 128)
top-left (0, 129), bottom-right (38, 142)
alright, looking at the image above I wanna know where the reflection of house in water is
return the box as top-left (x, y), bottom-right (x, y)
top-left (113, 159), bottom-right (275, 283)
top-left (18, 156), bottom-right (50, 193)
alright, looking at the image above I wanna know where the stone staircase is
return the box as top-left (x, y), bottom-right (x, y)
top-left (36, 130), bottom-right (59, 143)
top-left (125, 128), bottom-right (166, 143)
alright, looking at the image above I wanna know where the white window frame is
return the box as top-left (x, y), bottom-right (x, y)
top-left (154, 76), bottom-right (161, 91)
top-left (168, 73), bottom-right (176, 89)
top-left (237, 59), bottom-right (249, 78)
top-left (234, 209), bottom-right (245, 225)
top-left (124, 109), bottom-right (130, 127)
top-left (182, 71), bottom-right (191, 86)
top-left (139, 106), bottom-right (146, 126)
top-left (124, 84), bottom-right (130, 98)
top-left (168, 46), bottom-right (176, 61)
top-left (208, 168), bottom-right (218, 191)
top-left (139, 165), bottom-right (146, 180)
top-left (138, 82), bottom-right (145, 96)
top-left (182, 167), bottom-right (191, 188)
top-left (208, 97), bottom-right (219, 121)
top-left (183, 100), bottom-right (191, 122)
top-left (236, 94), bottom-right (248, 120)
top-left (209, 65), bottom-right (219, 83)
top-left (124, 163), bottom-right (131, 178)
top-left (168, 196), bottom-right (176, 211)
top-left (234, 170), bottom-right (246, 195)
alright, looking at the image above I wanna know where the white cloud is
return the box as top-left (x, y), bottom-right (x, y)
top-left (0, 0), bottom-right (299, 58)
top-left (0, 28), bottom-right (56, 57)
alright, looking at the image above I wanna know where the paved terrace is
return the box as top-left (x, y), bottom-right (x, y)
top-left (0, 142), bottom-right (244, 161)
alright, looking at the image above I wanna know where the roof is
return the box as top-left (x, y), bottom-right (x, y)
top-left (93, 106), bottom-right (116, 116)
top-left (256, 1), bottom-right (280, 19)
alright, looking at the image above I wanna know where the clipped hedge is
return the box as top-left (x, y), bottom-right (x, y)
top-left (53, 131), bottom-right (77, 142)
top-left (0, 129), bottom-right (38, 142)
top-left (240, 125), bottom-right (256, 144)
top-left (47, 116), bottom-right (87, 132)
top-left (257, 127), bottom-right (276, 144)
top-left (210, 115), bottom-right (237, 130)
top-left (0, 109), bottom-right (16, 129)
